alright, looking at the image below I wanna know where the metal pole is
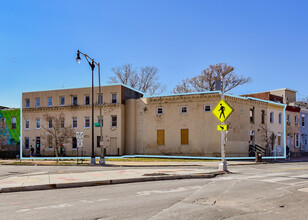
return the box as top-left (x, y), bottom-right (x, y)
top-left (219, 74), bottom-right (227, 172)
top-left (98, 63), bottom-right (105, 165)
top-left (91, 66), bottom-right (95, 164)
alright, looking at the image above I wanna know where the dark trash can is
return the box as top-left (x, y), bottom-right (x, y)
top-left (255, 152), bottom-right (262, 162)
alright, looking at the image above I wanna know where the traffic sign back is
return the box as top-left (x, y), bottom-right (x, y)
top-left (212, 99), bottom-right (233, 123)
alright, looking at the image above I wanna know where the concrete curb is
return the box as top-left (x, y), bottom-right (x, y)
top-left (0, 172), bottom-right (224, 194)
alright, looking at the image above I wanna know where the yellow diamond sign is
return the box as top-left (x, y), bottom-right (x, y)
top-left (212, 99), bottom-right (233, 123)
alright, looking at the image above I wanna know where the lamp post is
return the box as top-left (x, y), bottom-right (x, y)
top-left (219, 67), bottom-right (234, 172)
top-left (76, 50), bottom-right (105, 165)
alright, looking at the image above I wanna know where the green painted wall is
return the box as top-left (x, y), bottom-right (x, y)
top-left (0, 109), bottom-right (20, 144)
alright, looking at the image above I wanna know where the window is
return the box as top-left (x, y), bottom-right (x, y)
top-left (204, 105), bottom-right (211, 112)
top-left (85, 95), bottom-right (90, 105)
top-left (25, 137), bottom-right (30, 149)
top-left (60, 96), bottom-right (65, 106)
top-left (181, 106), bottom-right (188, 113)
top-left (25, 119), bottom-right (30, 129)
top-left (72, 96), bottom-right (78, 105)
top-left (157, 130), bottom-right (165, 145)
top-left (287, 115), bottom-right (290, 124)
top-left (48, 118), bottom-right (53, 129)
top-left (111, 93), bottom-right (117, 104)
top-left (72, 117), bottom-right (77, 128)
top-left (97, 136), bottom-right (102, 148)
top-left (250, 108), bottom-right (254, 123)
top-left (270, 112), bottom-right (274, 123)
top-left (111, 116), bottom-right (117, 127)
top-left (295, 116), bottom-right (298, 125)
top-left (261, 110), bottom-right (265, 124)
top-left (36, 118), bottom-right (41, 129)
top-left (35, 98), bottom-right (40, 107)
top-left (47, 135), bottom-right (53, 148)
top-left (97, 116), bottom-right (103, 127)
top-left (157, 107), bottom-right (164, 115)
top-left (0, 117), bottom-right (5, 125)
top-left (72, 137), bottom-right (77, 149)
top-left (279, 113), bottom-right (282, 124)
top-left (85, 117), bottom-right (90, 128)
top-left (302, 115), bottom-right (305, 127)
top-left (181, 129), bottom-right (189, 145)
top-left (11, 117), bottom-right (16, 129)
top-left (295, 134), bottom-right (299, 147)
top-left (48, 97), bottom-right (52, 107)
top-left (97, 94), bottom-right (103, 104)
top-left (25, 99), bottom-right (30, 108)
top-left (60, 117), bottom-right (65, 128)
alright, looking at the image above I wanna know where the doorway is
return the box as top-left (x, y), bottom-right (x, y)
top-left (36, 137), bottom-right (40, 156)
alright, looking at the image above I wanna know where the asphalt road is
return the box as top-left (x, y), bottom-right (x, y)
top-left (1, 162), bottom-right (308, 220)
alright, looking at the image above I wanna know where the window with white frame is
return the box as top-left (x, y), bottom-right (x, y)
top-left (25, 119), bottom-right (30, 129)
top-left (48, 97), bottom-right (52, 107)
top-left (111, 116), bottom-right (117, 127)
top-left (295, 133), bottom-right (299, 147)
top-left (72, 117), bottom-right (77, 128)
top-left (36, 118), bottom-right (41, 129)
top-left (97, 116), bottom-right (103, 127)
top-left (85, 95), bottom-right (90, 105)
top-left (35, 98), bottom-right (40, 107)
top-left (295, 115), bottom-right (298, 125)
top-left (25, 99), bottom-right (30, 108)
top-left (11, 117), bottom-right (16, 129)
top-left (181, 106), bottom-right (188, 113)
top-left (97, 94), bottom-right (103, 104)
top-left (72, 96), bottom-right (78, 105)
top-left (270, 112), bottom-right (274, 123)
top-left (204, 105), bottom-right (211, 112)
top-left (302, 115), bottom-right (305, 127)
top-left (157, 107), bottom-right (164, 115)
top-left (279, 113), bottom-right (282, 124)
top-left (60, 117), bottom-right (65, 128)
top-left (287, 114), bottom-right (290, 124)
top-left (25, 137), bottom-right (30, 149)
top-left (60, 96), bottom-right (65, 106)
top-left (84, 117), bottom-right (90, 128)
top-left (111, 93), bottom-right (117, 104)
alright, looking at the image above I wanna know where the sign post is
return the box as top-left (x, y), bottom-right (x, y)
top-left (212, 69), bottom-right (234, 171)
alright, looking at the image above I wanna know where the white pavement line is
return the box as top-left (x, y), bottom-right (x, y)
top-left (16, 209), bottom-right (31, 213)
top-left (262, 177), bottom-right (297, 183)
top-left (97, 199), bottom-right (108, 202)
top-left (79, 200), bottom-right (94, 203)
top-left (137, 185), bottom-right (202, 196)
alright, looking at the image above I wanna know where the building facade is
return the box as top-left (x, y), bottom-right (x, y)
top-left (22, 85), bottom-right (142, 157)
top-left (22, 85), bottom-right (285, 158)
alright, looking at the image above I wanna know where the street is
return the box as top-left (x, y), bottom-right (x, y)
top-left (1, 162), bottom-right (308, 219)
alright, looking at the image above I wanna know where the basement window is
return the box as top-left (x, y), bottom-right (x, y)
top-left (157, 107), bottom-right (164, 115)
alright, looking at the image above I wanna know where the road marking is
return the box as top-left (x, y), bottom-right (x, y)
top-left (16, 209), bottom-right (30, 213)
top-left (137, 185), bottom-right (202, 196)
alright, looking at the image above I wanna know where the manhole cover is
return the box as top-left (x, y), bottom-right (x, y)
top-left (143, 173), bottom-right (170, 176)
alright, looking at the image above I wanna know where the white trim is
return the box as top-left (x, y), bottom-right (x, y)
top-left (36, 118), bottom-right (41, 129)
top-left (72, 117), bottom-right (77, 129)
top-left (204, 105), bottom-right (211, 112)
top-left (157, 107), bottom-right (164, 115)
top-left (25, 119), bottom-right (30, 130)
top-left (47, 97), bottom-right (53, 107)
top-left (180, 106), bottom-right (188, 114)
top-left (111, 93), bottom-right (117, 104)
top-left (84, 117), bottom-right (90, 128)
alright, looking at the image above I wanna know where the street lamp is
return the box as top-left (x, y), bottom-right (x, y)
top-left (219, 67), bottom-right (234, 172)
top-left (76, 50), bottom-right (105, 165)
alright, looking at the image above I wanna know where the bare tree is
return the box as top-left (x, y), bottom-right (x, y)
top-left (42, 113), bottom-right (74, 157)
top-left (109, 64), bottom-right (166, 95)
top-left (173, 63), bottom-right (251, 94)
top-left (258, 125), bottom-right (276, 155)
top-left (0, 119), bottom-right (8, 146)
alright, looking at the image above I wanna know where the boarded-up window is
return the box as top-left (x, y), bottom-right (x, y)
top-left (181, 129), bottom-right (189, 145)
top-left (277, 135), bottom-right (281, 146)
top-left (157, 130), bottom-right (165, 145)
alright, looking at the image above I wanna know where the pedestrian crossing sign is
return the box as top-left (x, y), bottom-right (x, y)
top-left (217, 125), bottom-right (228, 131)
top-left (212, 99), bottom-right (233, 123)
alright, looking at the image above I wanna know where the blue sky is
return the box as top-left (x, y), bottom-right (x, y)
top-left (1, 0), bottom-right (308, 108)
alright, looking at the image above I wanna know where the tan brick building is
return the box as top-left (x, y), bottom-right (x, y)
top-left (22, 85), bottom-right (285, 158)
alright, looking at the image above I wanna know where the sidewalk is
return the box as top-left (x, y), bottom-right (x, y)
top-left (0, 167), bottom-right (223, 193)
